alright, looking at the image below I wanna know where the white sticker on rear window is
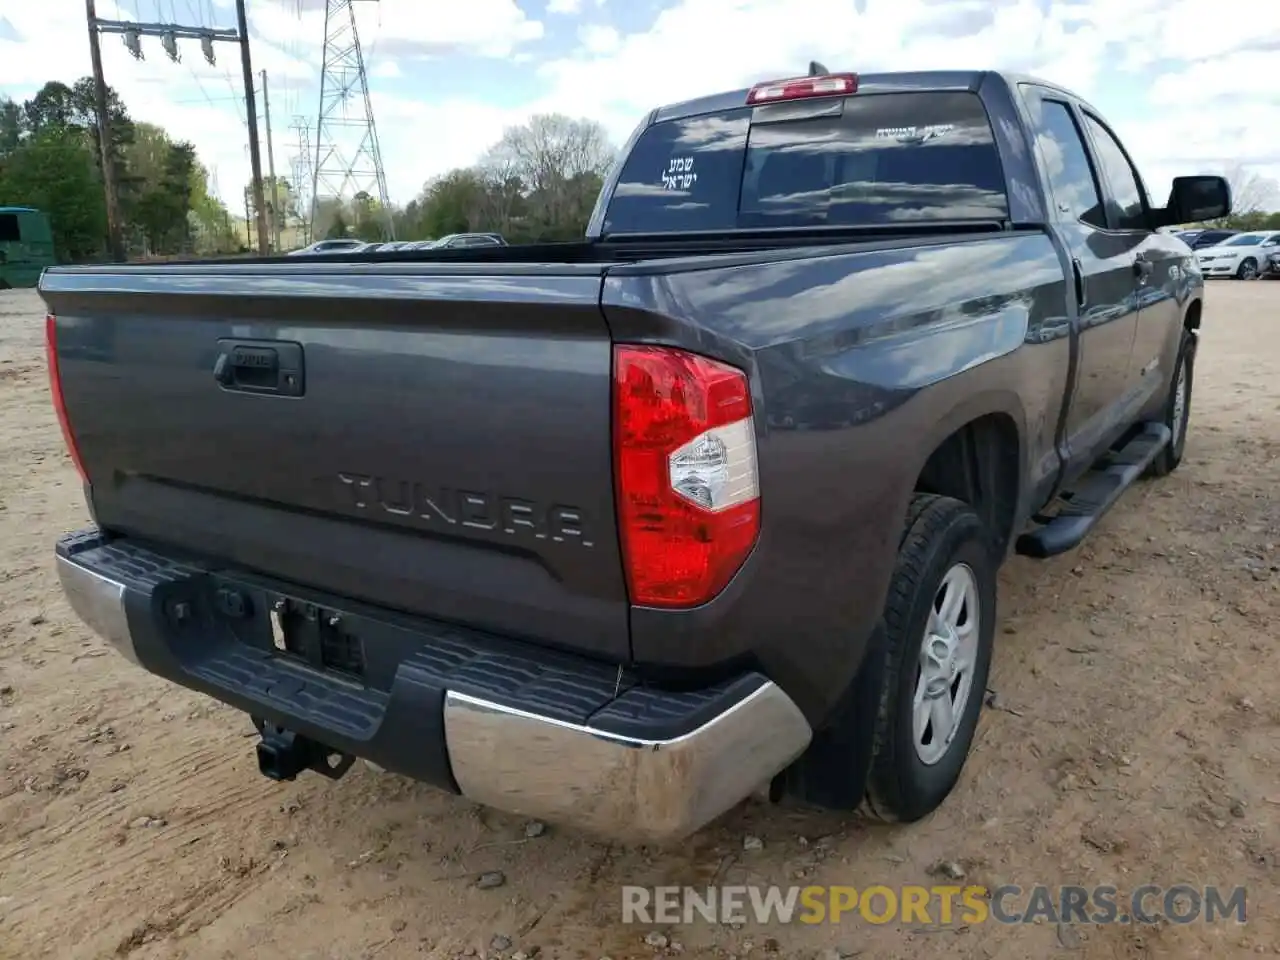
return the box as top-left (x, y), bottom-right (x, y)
top-left (661, 155), bottom-right (698, 190)
top-left (875, 124), bottom-right (956, 143)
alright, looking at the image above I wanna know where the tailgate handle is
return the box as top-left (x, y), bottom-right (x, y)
top-left (214, 339), bottom-right (305, 397)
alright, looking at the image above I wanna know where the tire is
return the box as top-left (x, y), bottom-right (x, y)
top-left (1146, 329), bottom-right (1195, 478)
top-left (860, 494), bottom-right (997, 823)
top-left (1236, 258), bottom-right (1258, 280)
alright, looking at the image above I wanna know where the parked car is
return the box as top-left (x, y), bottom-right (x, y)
top-left (41, 68), bottom-right (1227, 843)
top-left (287, 238), bottom-right (366, 256)
top-left (1193, 230), bottom-right (1280, 280)
top-left (1175, 228), bottom-right (1238, 250)
top-left (427, 233), bottom-right (507, 249)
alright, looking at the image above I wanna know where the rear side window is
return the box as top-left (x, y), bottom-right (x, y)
top-left (0, 214), bottom-right (19, 243)
top-left (602, 91), bottom-right (1008, 234)
top-left (604, 110), bottom-right (752, 234)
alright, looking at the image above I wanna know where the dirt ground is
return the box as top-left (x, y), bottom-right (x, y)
top-left (1, 282), bottom-right (1277, 960)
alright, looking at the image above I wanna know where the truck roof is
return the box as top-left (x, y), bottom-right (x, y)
top-left (0, 206), bottom-right (41, 214)
top-left (653, 69), bottom-right (1093, 122)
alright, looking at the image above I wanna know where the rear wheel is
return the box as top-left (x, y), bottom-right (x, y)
top-left (1237, 258), bottom-right (1258, 280)
top-left (861, 494), bottom-right (996, 822)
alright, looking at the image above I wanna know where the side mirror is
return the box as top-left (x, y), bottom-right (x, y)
top-left (1159, 175), bottom-right (1232, 226)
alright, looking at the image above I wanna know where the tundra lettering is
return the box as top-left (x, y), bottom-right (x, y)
top-left (336, 472), bottom-right (593, 546)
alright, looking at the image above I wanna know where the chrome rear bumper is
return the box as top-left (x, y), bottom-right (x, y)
top-left (444, 684), bottom-right (811, 842)
top-left (56, 546), bottom-right (813, 843)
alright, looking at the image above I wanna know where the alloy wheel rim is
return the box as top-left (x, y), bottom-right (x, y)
top-left (913, 563), bottom-right (980, 766)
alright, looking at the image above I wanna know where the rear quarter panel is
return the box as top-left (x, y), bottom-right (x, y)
top-left (604, 233), bottom-right (1070, 722)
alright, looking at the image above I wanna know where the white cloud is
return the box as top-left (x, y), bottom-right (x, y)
top-left (531, 0), bottom-right (1280, 201)
top-left (578, 24), bottom-right (621, 55)
top-left (2, 0), bottom-right (1278, 214)
top-left (249, 0), bottom-right (544, 59)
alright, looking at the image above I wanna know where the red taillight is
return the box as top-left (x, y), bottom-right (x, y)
top-left (747, 72), bottom-right (858, 105)
top-left (613, 345), bottom-right (761, 608)
top-left (45, 314), bottom-right (87, 483)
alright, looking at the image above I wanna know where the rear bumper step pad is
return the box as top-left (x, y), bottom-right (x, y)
top-left (55, 529), bottom-right (812, 843)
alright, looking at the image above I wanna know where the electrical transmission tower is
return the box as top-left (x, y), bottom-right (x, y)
top-left (309, 0), bottom-right (394, 240)
top-left (289, 117), bottom-right (315, 246)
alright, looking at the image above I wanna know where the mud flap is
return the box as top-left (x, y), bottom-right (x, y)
top-left (777, 620), bottom-right (889, 810)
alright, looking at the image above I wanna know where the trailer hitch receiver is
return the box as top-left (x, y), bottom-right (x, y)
top-left (255, 721), bottom-right (355, 782)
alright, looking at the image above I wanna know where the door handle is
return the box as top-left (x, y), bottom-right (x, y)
top-left (1133, 255), bottom-right (1154, 283)
top-left (213, 339), bottom-right (305, 396)
top-left (1071, 258), bottom-right (1087, 309)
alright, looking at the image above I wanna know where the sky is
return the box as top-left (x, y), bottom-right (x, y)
top-left (1, 0), bottom-right (1278, 211)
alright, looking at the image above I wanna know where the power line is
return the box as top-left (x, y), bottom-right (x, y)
top-left (86, 0), bottom-right (271, 254)
top-left (169, 93), bottom-right (250, 105)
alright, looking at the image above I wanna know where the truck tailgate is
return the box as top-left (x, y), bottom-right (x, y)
top-left (41, 265), bottom-right (630, 661)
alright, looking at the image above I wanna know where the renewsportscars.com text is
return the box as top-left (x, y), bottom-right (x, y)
top-left (622, 884), bottom-right (1248, 926)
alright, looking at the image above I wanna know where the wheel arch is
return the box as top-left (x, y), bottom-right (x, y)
top-left (1184, 297), bottom-right (1202, 332)
top-left (907, 391), bottom-right (1027, 558)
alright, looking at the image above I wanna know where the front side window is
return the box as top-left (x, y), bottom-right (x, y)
top-left (1081, 114), bottom-right (1148, 231)
top-left (1022, 91), bottom-right (1105, 228)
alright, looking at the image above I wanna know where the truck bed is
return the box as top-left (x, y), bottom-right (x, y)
top-left (40, 221), bottom-right (1055, 686)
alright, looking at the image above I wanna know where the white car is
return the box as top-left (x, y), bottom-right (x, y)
top-left (1195, 230), bottom-right (1280, 280)
top-left (286, 238), bottom-right (366, 256)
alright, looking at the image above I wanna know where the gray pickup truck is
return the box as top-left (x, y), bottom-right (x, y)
top-left (41, 69), bottom-right (1229, 843)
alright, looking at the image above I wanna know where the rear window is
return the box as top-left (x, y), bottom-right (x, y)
top-left (602, 91), bottom-right (1008, 235)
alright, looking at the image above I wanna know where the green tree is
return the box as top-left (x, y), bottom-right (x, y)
top-left (489, 113), bottom-right (614, 238)
top-left (1, 77), bottom-right (237, 261)
top-left (189, 161), bottom-right (238, 255)
top-left (417, 169), bottom-right (488, 238)
top-left (0, 98), bottom-right (23, 155)
top-left (325, 210), bottom-right (349, 239)
top-left (399, 114), bottom-right (614, 246)
top-left (0, 127), bottom-right (106, 261)
top-left (144, 142), bottom-right (197, 253)
top-left (118, 122), bottom-right (199, 254)
top-left (23, 78), bottom-right (133, 173)
top-left (245, 175), bottom-right (301, 241)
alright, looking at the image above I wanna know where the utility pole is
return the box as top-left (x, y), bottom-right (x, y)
top-left (260, 70), bottom-right (281, 253)
top-left (88, 2), bottom-right (271, 256)
top-left (85, 0), bottom-right (125, 262)
top-left (235, 0), bottom-right (269, 255)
